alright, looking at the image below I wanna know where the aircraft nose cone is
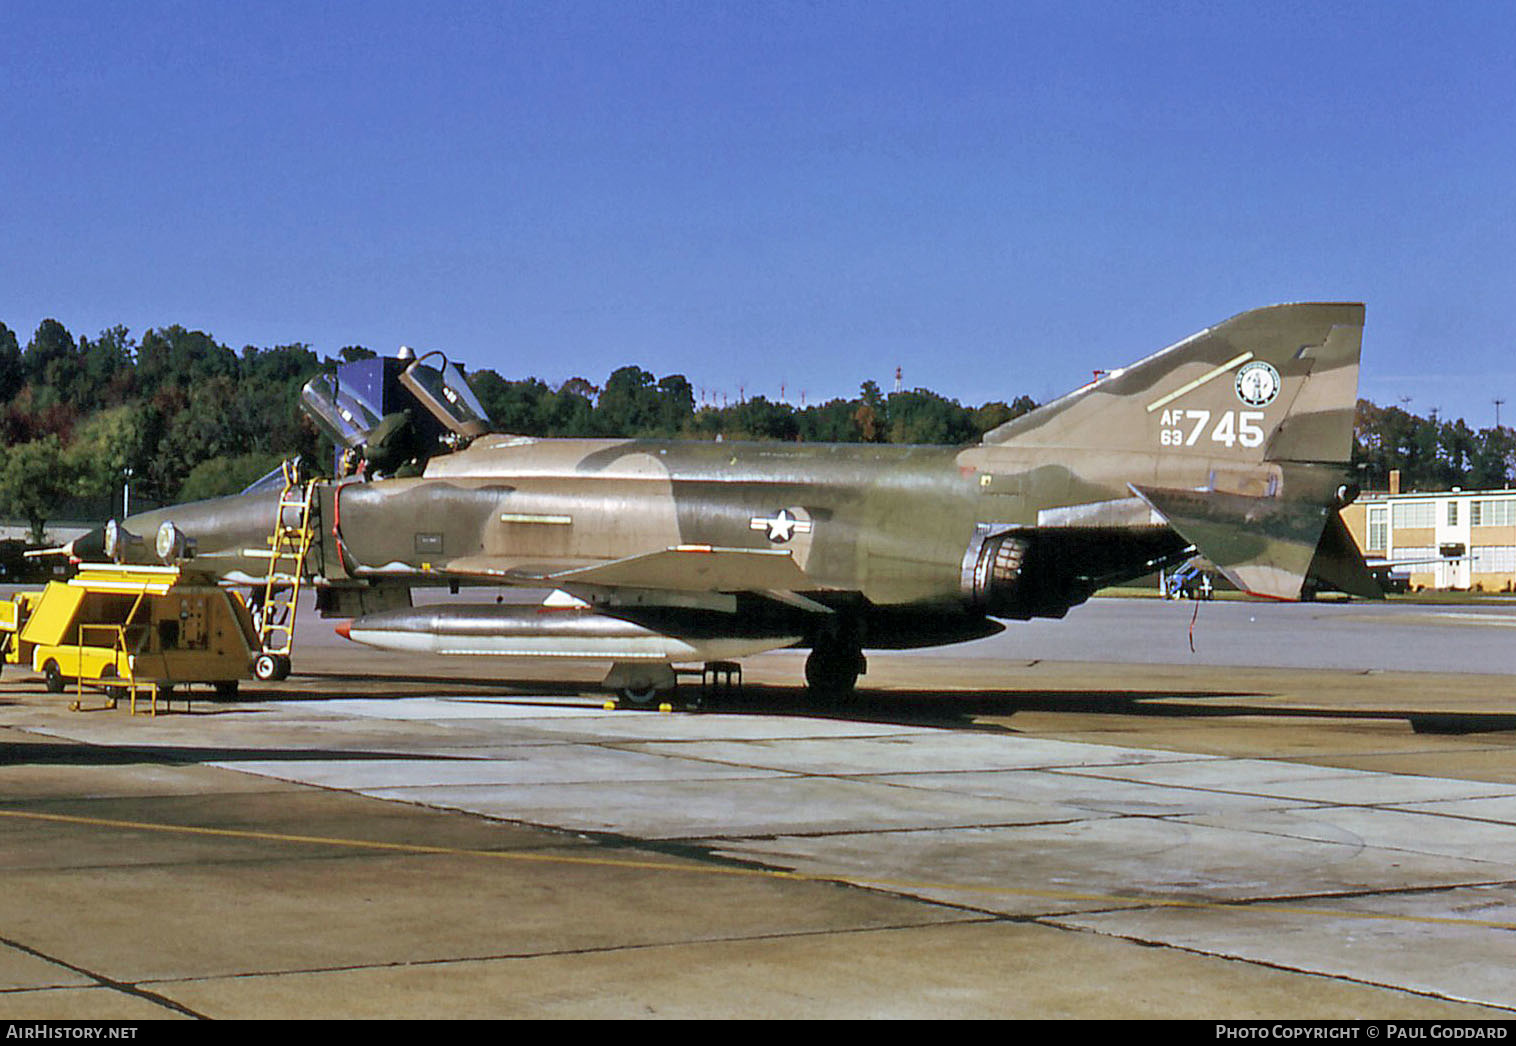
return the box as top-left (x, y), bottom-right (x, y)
top-left (334, 620), bottom-right (352, 641)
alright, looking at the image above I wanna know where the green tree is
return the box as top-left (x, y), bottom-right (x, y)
top-left (74, 326), bottom-right (135, 410)
top-left (721, 396), bottom-right (798, 441)
top-left (0, 322), bottom-right (22, 403)
top-left (24, 318), bottom-right (78, 405)
top-left (469, 371), bottom-right (552, 434)
top-left (885, 389), bottom-right (976, 445)
top-left (135, 325), bottom-right (238, 394)
top-left (541, 380), bottom-right (596, 435)
top-left (971, 395), bottom-right (1036, 437)
top-left (1470, 426), bottom-right (1516, 489)
top-left (655, 374), bottom-right (695, 435)
top-left (592, 366), bottom-right (694, 437)
top-left (595, 366), bottom-right (659, 436)
top-left (0, 436), bottom-right (74, 543)
top-left (233, 343), bottom-right (326, 461)
top-left (178, 452), bottom-right (285, 502)
top-left (63, 406), bottom-right (151, 509)
top-left (854, 381), bottom-right (885, 442)
top-left (795, 398), bottom-right (861, 442)
top-left (153, 376), bottom-right (244, 499)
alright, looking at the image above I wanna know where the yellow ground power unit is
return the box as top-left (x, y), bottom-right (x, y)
top-left (1, 564), bottom-right (259, 713)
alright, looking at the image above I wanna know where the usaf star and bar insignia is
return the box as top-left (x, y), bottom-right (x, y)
top-left (750, 507), bottom-right (813, 544)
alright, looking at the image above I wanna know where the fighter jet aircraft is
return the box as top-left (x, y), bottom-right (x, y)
top-left (78, 303), bottom-right (1378, 703)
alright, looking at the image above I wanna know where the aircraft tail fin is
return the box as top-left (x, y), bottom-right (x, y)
top-left (983, 302), bottom-right (1364, 466)
top-left (986, 303), bottom-right (1369, 601)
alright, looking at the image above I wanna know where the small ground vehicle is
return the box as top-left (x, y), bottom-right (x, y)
top-left (1, 564), bottom-right (258, 710)
top-left (1365, 561), bottom-right (1412, 595)
top-left (1162, 561), bottom-right (1215, 600)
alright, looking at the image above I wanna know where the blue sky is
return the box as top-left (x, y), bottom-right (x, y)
top-left (3, 1), bottom-right (1513, 424)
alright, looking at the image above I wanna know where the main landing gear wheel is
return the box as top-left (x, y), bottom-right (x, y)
top-left (252, 653), bottom-right (291, 682)
top-left (604, 662), bottom-right (676, 710)
top-left (804, 642), bottom-right (864, 700)
top-left (618, 684), bottom-right (660, 708)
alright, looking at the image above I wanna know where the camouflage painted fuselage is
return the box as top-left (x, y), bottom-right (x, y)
top-left (105, 303), bottom-right (1372, 665)
top-left (324, 435), bottom-right (1211, 602)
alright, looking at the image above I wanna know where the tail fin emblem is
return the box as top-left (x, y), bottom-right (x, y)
top-left (1235, 361), bottom-right (1281, 407)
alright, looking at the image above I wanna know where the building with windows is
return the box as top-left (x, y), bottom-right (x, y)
top-left (1341, 472), bottom-right (1516, 592)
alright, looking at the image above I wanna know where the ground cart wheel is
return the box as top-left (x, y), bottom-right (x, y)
top-left (253, 652), bottom-right (282, 681)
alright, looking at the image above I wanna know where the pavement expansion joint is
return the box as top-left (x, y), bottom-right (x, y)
top-left (1061, 763), bottom-right (1516, 804)
top-left (1166, 812), bottom-right (1516, 863)
top-left (1103, 879), bottom-right (1516, 913)
top-left (697, 814), bottom-right (1115, 843)
top-left (1055, 923), bottom-right (1516, 1014)
top-left (135, 916), bottom-right (996, 989)
top-left (0, 935), bottom-right (207, 1019)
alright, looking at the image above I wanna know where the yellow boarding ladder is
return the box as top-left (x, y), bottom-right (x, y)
top-left (253, 461), bottom-right (318, 682)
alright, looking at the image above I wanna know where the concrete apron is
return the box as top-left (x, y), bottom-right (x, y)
top-left (26, 691), bottom-right (1516, 1013)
